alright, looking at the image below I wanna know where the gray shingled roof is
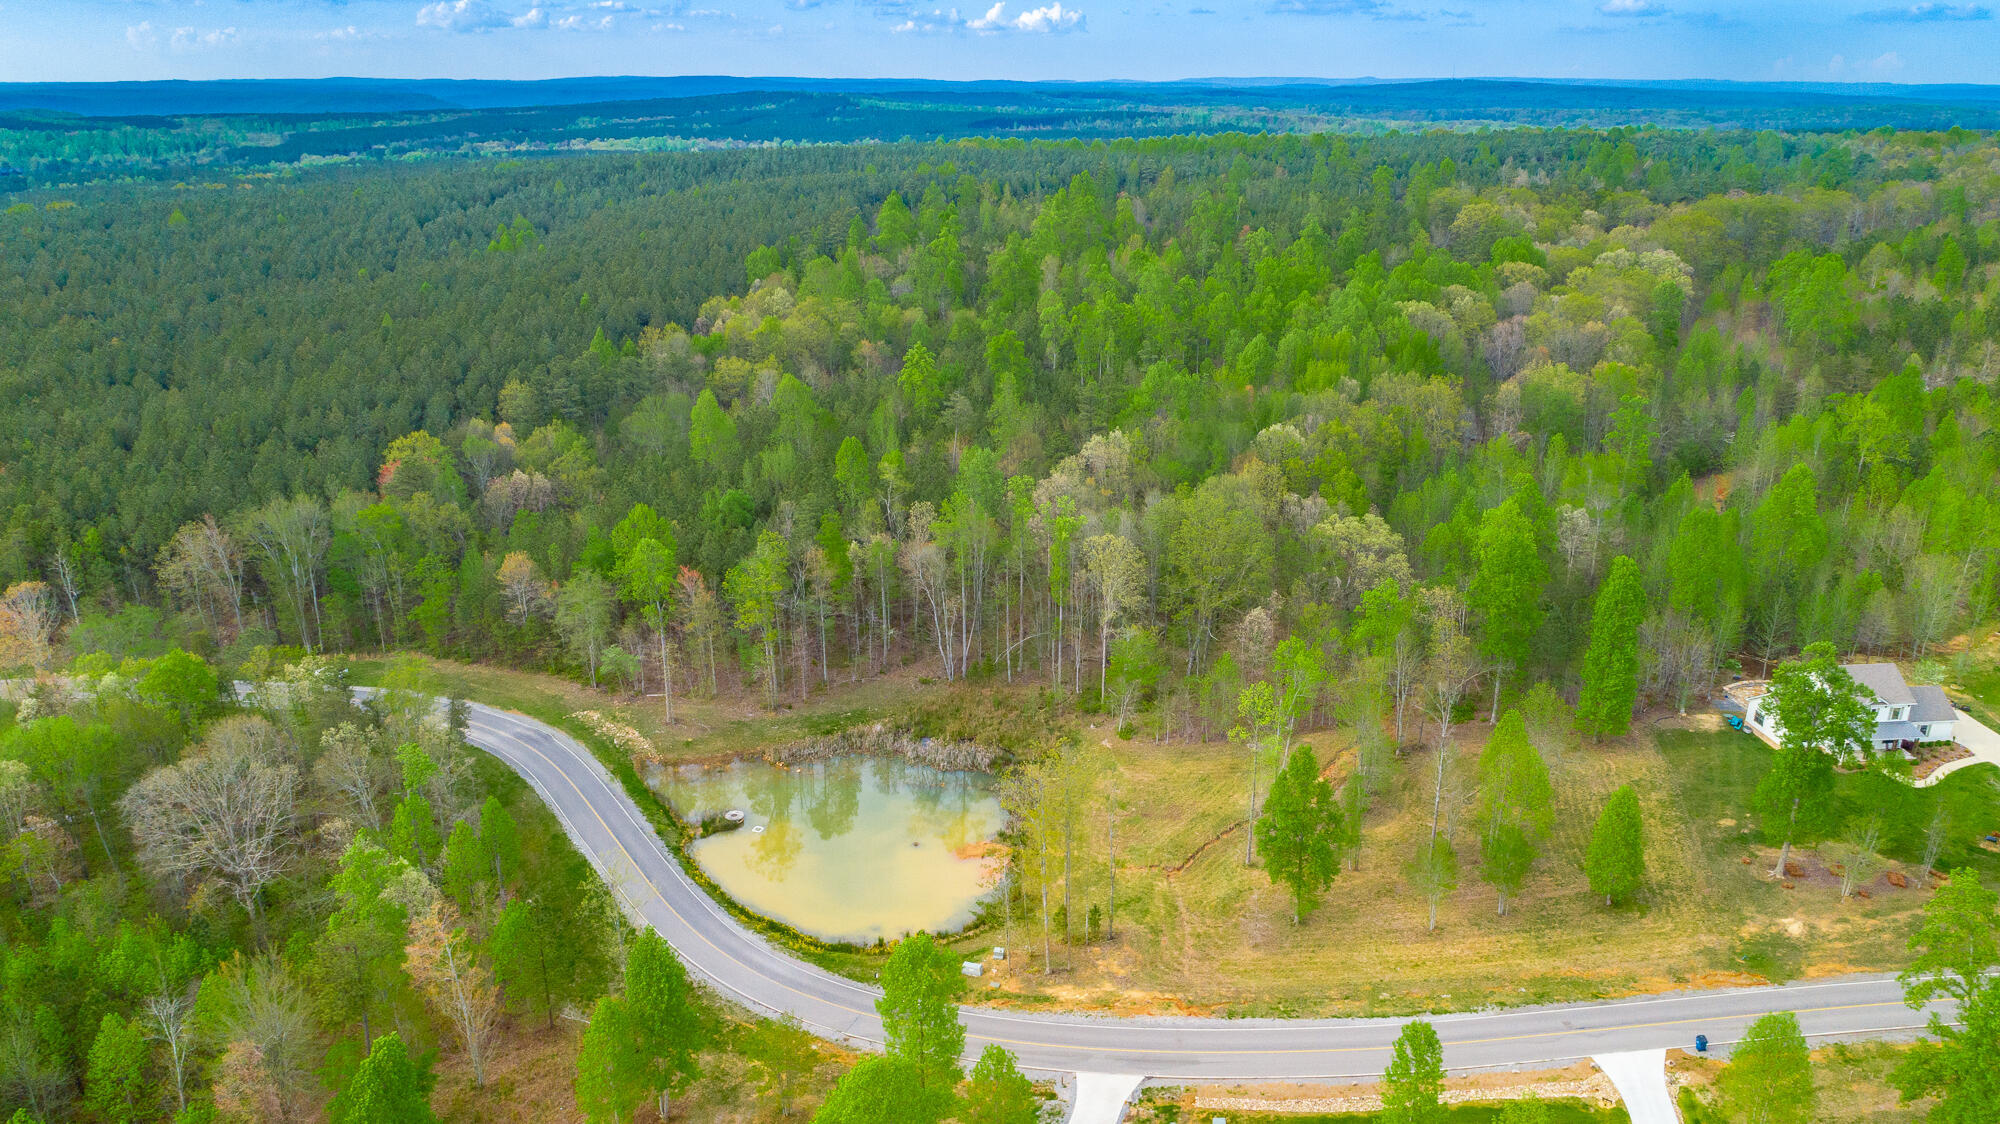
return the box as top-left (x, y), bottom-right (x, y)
top-left (1910, 684), bottom-right (1958, 724)
top-left (1876, 721), bottom-right (1921, 743)
top-left (1843, 662), bottom-right (1917, 706)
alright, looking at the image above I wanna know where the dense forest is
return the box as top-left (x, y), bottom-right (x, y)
top-left (4, 124), bottom-right (2000, 1122)
top-left (10, 78), bottom-right (2000, 187)
top-left (3, 127), bottom-right (1997, 703)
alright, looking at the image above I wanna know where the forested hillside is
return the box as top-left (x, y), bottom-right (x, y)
top-left (3, 128), bottom-right (1996, 707)
top-left (4, 122), bottom-right (2000, 1124)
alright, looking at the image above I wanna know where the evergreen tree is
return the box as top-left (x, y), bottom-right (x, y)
top-left (1476, 709), bottom-right (1552, 915)
top-left (1467, 499), bottom-right (1546, 709)
top-left (1381, 1019), bottom-right (1446, 1124)
top-left (960, 1044), bottom-right (1038, 1124)
top-left (875, 932), bottom-right (966, 1088)
top-left (1576, 555), bottom-right (1646, 739)
top-left (439, 819), bottom-right (487, 908)
top-left (478, 795), bottom-right (521, 887)
top-left (83, 1013), bottom-right (148, 1124)
top-left (624, 930), bottom-right (705, 1120)
top-left (575, 996), bottom-right (645, 1124)
top-left (387, 794), bottom-right (439, 869)
top-left (1586, 785), bottom-right (1645, 906)
top-left (1254, 744), bottom-right (1346, 923)
top-left (331, 1032), bottom-right (439, 1124)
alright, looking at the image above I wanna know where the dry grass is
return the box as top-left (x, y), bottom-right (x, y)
top-left (350, 653), bottom-right (1999, 1018)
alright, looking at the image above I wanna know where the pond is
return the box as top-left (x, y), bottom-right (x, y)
top-left (648, 755), bottom-right (1005, 944)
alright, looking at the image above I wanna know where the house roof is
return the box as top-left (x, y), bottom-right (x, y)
top-left (1910, 684), bottom-right (1958, 725)
top-left (1843, 662), bottom-right (1917, 706)
top-left (1876, 721), bottom-right (1922, 743)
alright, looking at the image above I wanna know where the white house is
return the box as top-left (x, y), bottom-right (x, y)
top-left (1737, 662), bottom-right (1957, 757)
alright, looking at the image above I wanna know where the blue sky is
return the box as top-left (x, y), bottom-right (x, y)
top-left (4, 1), bottom-right (1998, 84)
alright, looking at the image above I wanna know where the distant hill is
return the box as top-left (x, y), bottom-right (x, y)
top-left (5, 75), bottom-right (2000, 123)
top-left (4, 76), bottom-right (1997, 190)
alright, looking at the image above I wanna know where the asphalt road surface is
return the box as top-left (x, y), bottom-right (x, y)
top-left (454, 697), bottom-right (1951, 1080)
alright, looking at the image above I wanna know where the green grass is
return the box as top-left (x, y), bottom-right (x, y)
top-left (1654, 727), bottom-right (2000, 877)
top-left (1181, 1103), bottom-right (1625, 1123)
top-left (342, 654), bottom-right (921, 981)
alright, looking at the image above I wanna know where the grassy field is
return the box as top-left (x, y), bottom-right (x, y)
top-left (342, 650), bottom-right (2000, 1018)
top-left (1674, 1041), bottom-right (1931, 1123)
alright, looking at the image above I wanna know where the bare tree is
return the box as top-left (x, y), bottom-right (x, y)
top-left (495, 551), bottom-right (551, 626)
top-left (46, 545), bottom-right (82, 625)
top-left (0, 581), bottom-right (61, 670)
top-left (241, 497), bottom-right (331, 653)
top-left (120, 739), bottom-right (300, 923)
top-left (313, 724), bottom-right (392, 830)
top-left (406, 902), bottom-right (501, 1085)
top-left (0, 759), bottom-right (38, 837)
top-left (142, 987), bottom-right (198, 1115)
top-left (1831, 819), bottom-right (1886, 901)
top-left (1084, 534), bottom-right (1147, 701)
top-left (205, 953), bottom-right (315, 1124)
top-left (155, 516), bottom-right (247, 641)
top-left (1417, 589), bottom-right (1482, 841)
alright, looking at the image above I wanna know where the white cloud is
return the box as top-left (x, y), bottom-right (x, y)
top-left (171, 26), bottom-right (239, 51)
top-left (417, 0), bottom-right (514, 32)
top-left (1872, 50), bottom-right (1905, 72)
top-left (129, 21), bottom-right (238, 52)
top-left (1011, 2), bottom-right (1083, 30)
top-left (512, 7), bottom-right (549, 28)
top-left (1598, 0), bottom-right (1663, 14)
top-left (967, 1), bottom-right (1084, 31)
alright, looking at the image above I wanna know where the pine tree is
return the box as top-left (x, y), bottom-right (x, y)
top-left (1477, 709), bottom-right (1552, 915)
top-left (1254, 744), bottom-right (1346, 923)
top-left (1468, 499), bottom-right (1547, 710)
top-left (387, 794), bottom-right (439, 869)
top-left (84, 1013), bottom-right (148, 1124)
top-left (625, 930), bottom-right (705, 1120)
top-left (1576, 555), bottom-right (1646, 739)
top-left (960, 1044), bottom-right (1038, 1124)
top-left (1381, 1019), bottom-right (1446, 1124)
top-left (1586, 785), bottom-right (1645, 907)
top-left (331, 1032), bottom-right (438, 1124)
top-left (439, 819), bottom-right (486, 908)
top-left (875, 932), bottom-right (966, 1088)
top-left (575, 996), bottom-right (645, 1124)
top-left (478, 795), bottom-right (521, 887)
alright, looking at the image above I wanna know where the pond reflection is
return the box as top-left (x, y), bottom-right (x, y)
top-left (653, 756), bottom-right (1004, 944)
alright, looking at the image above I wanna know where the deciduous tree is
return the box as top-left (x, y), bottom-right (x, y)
top-left (1716, 1012), bottom-right (1815, 1124)
top-left (875, 932), bottom-right (965, 1088)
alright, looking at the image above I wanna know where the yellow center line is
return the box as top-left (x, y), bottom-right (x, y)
top-left (463, 707), bottom-right (1927, 1063)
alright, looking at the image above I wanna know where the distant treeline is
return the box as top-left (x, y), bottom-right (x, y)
top-left (5, 79), bottom-right (2000, 186)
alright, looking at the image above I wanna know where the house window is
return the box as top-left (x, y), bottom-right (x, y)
top-left (1920, 725), bottom-right (1931, 736)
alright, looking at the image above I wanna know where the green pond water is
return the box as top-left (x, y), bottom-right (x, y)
top-left (648, 756), bottom-right (1005, 944)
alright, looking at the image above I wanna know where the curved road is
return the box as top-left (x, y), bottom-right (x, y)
top-left (452, 697), bottom-right (1949, 1080)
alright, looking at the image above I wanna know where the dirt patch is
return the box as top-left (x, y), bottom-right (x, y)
top-left (1191, 1061), bottom-right (1620, 1114)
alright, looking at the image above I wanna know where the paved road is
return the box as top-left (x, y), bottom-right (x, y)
top-left (451, 698), bottom-right (1952, 1080)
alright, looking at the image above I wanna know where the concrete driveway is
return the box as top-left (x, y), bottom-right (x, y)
top-left (1920, 709), bottom-right (2000, 786)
